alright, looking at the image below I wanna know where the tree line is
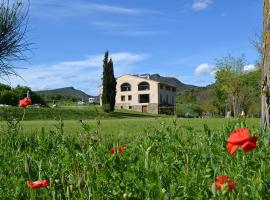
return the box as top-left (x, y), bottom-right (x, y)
top-left (0, 84), bottom-right (46, 106)
top-left (177, 54), bottom-right (261, 118)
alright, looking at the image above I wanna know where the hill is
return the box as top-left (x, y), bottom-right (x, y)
top-left (149, 74), bottom-right (197, 92)
top-left (35, 87), bottom-right (96, 101)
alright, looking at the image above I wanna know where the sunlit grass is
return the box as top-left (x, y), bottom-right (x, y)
top-left (1, 117), bottom-right (268, 199)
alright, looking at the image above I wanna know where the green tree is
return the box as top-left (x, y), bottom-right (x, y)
top-left (0, 83), bottom-right (11, 91)
top-left (108, 58), bottom-right (116, 111)
top-left (241, 69), bottom-right (261, 116)
top-left (102, 51), bottom-right (116, 112)
top-left (0, 84), bottom-right (46, 106)
top-left (214, 54), bottom-right (246, 117)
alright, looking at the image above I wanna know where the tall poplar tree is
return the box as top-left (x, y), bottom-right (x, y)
top-left (101, 51), bottom-right (116, 112)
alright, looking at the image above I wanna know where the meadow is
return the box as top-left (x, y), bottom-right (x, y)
top-left (1, 106), bottom-right (269, 199)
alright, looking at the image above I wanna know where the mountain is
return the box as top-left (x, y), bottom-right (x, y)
top-left (35, 87), bottom-right (97, 101)
top-left (149, 74), bottom-right (197, 93)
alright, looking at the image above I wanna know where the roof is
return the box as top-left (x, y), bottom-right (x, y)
top-left (117, 74), bottom-right (177, 88)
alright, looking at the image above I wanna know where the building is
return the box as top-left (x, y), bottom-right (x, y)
top-left (89, 97), bottom-right (95, 103)
top-left (99, 74), bottom-right (177, 114)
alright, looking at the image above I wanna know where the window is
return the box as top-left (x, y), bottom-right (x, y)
top-left (128, 95), bottom-right (132, 101)
top-left (160, 94), bottom-right (163, 103)
top-left (166, 86), bottom-right (170, 91)
top-left (121, 83), bottom-right (131, 91)
top-left (138, 82), bottom-right (150, 91)
top-left (121, 106), bottom-right (123, 109)
top-left (160, 84), bottom-right (164, 89)
top-left (172, 87), bottom-right (176, 92)
top-left (166, 95), bottom-right (168, 103)
top-left (139, 94), bottom-right (150, 103)
top-left (172, 96), bottom-right (175, 105)
top-left (121, 96), bottom-right (125, 101)
top-left (129, 106), bottom-right (132, 109)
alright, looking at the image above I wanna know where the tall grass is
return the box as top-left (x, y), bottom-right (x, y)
top-left (0, 116), bottom-right (269, 199)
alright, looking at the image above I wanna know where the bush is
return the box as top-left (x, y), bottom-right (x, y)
top-left (102, 104), bottom-right (111, 112)
top-left (176, 103), bottom-right (202, 118)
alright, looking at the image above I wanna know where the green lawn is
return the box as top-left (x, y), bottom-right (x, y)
top-left (0, 115), bottom-right (267, 199)
top-left (4, 117), bottom-right (259, 141)
top-left (0, 106), bottom-right (158, 120)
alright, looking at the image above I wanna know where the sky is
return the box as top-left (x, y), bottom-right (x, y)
top-left (7, 0), bottom-right (262, 95)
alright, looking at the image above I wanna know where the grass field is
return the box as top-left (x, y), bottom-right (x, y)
top-left (1, 117), bottom-right (260, 139)
top-left (1, 108), bottom-right (268, 199)
top-left (0, 105), bottom-right (158, 121)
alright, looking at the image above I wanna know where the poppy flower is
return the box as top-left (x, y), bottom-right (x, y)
top-left (242, 135), bottom-right (258, 152)
top-left (110, 146), bottom-right (126, 154)
top-left (226, 128), bottom-right (258, 156)
top-left (212, 176), bottom-right (236, 191)
top-left (226, 143), bottom-right (239, 156)
top-left (118, 146), bottom-right (127, 154)
top-left (27, 180), bottom-right (49, 190)
top-left (227, 128), bottom-right (250, 145)
top-left (19, 97), bottom-right (32, 108)
top-left (110, 148), bottom-right (115, 154)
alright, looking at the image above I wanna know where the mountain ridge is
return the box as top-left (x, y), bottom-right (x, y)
top-left (35, 87), bottom-right (97, 101)
top-left (149, 74), bottom-right (197, 92)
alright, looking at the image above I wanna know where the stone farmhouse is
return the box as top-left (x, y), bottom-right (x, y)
top-left (99, 74), bottom-right (177, 114)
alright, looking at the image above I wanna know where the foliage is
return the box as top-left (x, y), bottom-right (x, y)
top-left (0, 84), bottom-right (46, 106)
top-left (241, 69), bottom-right (261, 117)
top-left (102, 51), bottom-right (117, 112)
top-left (215, 54), bottom-right (247, 117)
top-left (40, 94), bottom-right (78, 105)
top-left (178, 63), bottom-right (260, 118)
top-left (177, 87), bottom-right (217, 117)
top-left (176, 103), bottom-right (202, 118)
top-left (0, 117), bottom-right (269, 199)
top-left (0, 0), bottom-right (30, 77)
top-left (0, 106), bottom-right (158, 121)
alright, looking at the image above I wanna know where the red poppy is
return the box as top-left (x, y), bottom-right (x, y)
top-left (110, 148), bottom-right (115, 154)
top-left (110, 146), bottom-right (126, 154)
top-left (227, 128), bottom-right (250, 145)
top-left (212, 176), bottom-right (236, 191)
top-left (19, 97), bottom-right (32, 108)
top-left (242, 135), bottom-right (258, 152)
top-left (226, 143), bottom-right (239, 156)
top-left (27, 180), bottom-right (49, 190)
top-left (118, 146), bottom-right (127, 154)
top-left (226, 128), bottom-right (258, 156)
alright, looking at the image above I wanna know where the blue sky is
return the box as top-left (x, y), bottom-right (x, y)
top-left (9, 0), bottom-right (262, 95)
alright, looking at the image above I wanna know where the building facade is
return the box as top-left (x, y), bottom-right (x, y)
top-left (100, 74), bottom-right (177, 114)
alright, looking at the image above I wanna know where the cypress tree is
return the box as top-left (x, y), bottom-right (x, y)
top-left (102, 51), bottom-right (110, 112)
top-left (102, 51), bottom-right (116, 112)
top-left (108, 58), bottom-right (116, 111)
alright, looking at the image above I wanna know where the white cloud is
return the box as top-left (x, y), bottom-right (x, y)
top-left (10, 52), bottom-right (149, 95)
top-left (89, 4), bottom-right (159, 15)
top-left (244, 64), bottom-right (256, 71)
top-left (192, 0), bottom-right (213, 11)
top-left (114, 30), bottom-right (166, 36)
top-left (29, 1), bottom-right (160, 18)
top-left (194, 63), bottom-right (216, 76)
